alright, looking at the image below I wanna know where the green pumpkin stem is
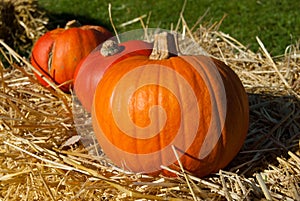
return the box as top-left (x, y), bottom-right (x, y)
top-left (149, 32), bottom-right (181, 60)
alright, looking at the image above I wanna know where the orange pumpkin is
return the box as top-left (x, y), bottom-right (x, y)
top-left (92, 32), bottom-right (249, 177)
top-left (74, 39), bottom-right (153, 112)
top-left (30, 20), bottom-right (112, 92)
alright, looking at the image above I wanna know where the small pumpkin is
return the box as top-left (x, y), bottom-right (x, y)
top-left (30, 20), bottom-right (112, 92)
top-left (92, 32), bottom-right (249, 177)
top-left (74, 39), bottom-right (153, 112)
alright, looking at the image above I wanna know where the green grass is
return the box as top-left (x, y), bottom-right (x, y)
top-left (38, 0), bottom-right (300, 56)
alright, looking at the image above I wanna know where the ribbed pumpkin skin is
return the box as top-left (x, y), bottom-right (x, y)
top-left (74, 40), bottom-right (153, 112)
top-left (92, 55), bottom-right (249, 177)
top-left (30, 25), bottom-right (112, 92)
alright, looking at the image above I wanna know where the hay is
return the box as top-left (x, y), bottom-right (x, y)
top-left (0, 5), bottom-right (299, 201)
top-left (0, 0), bottom-right (48, 55)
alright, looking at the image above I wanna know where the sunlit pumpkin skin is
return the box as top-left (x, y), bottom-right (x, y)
top-left (30, 24), bottom-right (112, 92)
top-left (92, 54), bottom-right (249, 177)
top-left (74, 40), bottom-right (153, 112)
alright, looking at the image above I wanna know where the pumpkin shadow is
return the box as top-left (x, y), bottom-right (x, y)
top-left (225, 92), bottom-right (299, 177)
top-left (40, 9), bottom-right (113, 32)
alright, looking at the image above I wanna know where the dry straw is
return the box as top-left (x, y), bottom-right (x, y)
top-left (0, 0), bottom-right (48, 55)
top-left (0, 1), bottom-right (299, 200)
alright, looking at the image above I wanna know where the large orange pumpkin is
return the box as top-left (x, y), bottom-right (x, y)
top-left (92, 32), bottom-right (249, 177)
top-left (74, 39), bottom-right (153, 112)
top-left (30, 20), bottom-right (112, 92)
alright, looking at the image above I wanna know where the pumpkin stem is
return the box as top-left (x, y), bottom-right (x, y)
top-left (65, 20), bottom-right (81, 29)
top-left (100, 40), bottom-right (123, 56)
top-left (149, 32), bottom-right (181, 60)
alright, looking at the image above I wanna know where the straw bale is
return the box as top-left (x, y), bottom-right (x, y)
top-left (0, 0), bottom-right (48, 55)
top-left (0, 7), bottom-right (299, 201)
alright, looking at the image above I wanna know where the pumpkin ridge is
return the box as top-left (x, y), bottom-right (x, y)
top-left (30, 53), bottom-right (57, 87)
top-left (132, 60), bottom-right (168, 154)
top-left (31, 53), bottom-right (51, 78)
top-left (132, 60), bottom-right (150, 153)
top-left (166, 57), bottom-right (183, 154)
top-left (47, 43), bottom-right (54, 73)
